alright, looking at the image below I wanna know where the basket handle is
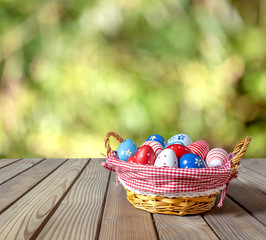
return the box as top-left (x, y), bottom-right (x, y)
top-left (104, 131), bottom-right (124, 156)
top-left (230, 136), bottom-right (252, 176)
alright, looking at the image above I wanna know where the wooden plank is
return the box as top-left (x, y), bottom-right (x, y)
top-left (0, 158), bottom-right (21, 169)
top-left (203, 197), bottom-right (266, 240)
top-left (0, 158), bottom-right (44, 184)
top-left (238, 168), bottom-right (266, 192)
top-left (153, 214), bottom-right (218, 240)
top-left (0, 158), bottom-right (89, 240)
top-left (98, 173), bottom-right (158, 240)
top-left (241, 158), bottom-right (266, 177)
top-left (0, 158), bottom-right (67, 213)
top-left (227, 168), bottom-right (266, 225)
top-left (36, 159), bottom-right (110, 240)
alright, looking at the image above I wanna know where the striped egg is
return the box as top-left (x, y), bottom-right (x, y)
top-left (188, 140), bottom-right (209, 160)
top-left (206, 148), bottom-right (229, 167)
top-left (141, 140), bottom-right (164, 157)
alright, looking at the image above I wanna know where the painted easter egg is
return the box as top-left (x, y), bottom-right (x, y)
top-left (141, 141), bottom-right (164, 157)
top-left (166, 144), bottom-right (192, 160)
top-left (206, 148), bottom-right (229, 167)
top-left (165, 142), bottom-right (185, 148)
top-left (117, 139), bottom-right (138, 161)
top-left (179, 153), bottom-right (207, 169)
top-left (147, 134), bottom-right (166, 148)
top-left (127, 155), bottom-right (135, 163)
top-left (154, 148), bottom-right (178, 168)
top-left (166, 133), bottom-right (192, 147)
top-left (133, 145), bottom-right (156, 165)
top-left (188, 140), bottom-right (209, 160)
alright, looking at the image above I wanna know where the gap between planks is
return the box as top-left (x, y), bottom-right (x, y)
top-left (0, 158), bottom-right (69, 214)
top-left (94, 168), bottom-right (111, 240)
top-left (31, 158), bottom-right (92, 239)
top-left (98, 173), bottom-right (158, 240)
top-left (241, 158), bottom-right (266, 177)
top-left (0, 158), bottom-right (22, 169)
top-left (35, 158), bottom-right (110, 240)
top-left (0, 158), bottom-right (46, 185)
top-left (203, 197), bottom-right (266, 240)
top-left (0, 158), bottom-right (90, 240)
top-left (152, 211), bottom-right (219, 240)
top-left (98, 172), bottom-right (219, 240)
top-left (227, 168), bottom-right (266, 226)
top-left (150, 214), bottom-right (160, 240)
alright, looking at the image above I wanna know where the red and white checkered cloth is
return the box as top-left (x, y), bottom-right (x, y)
top-left (102, 151), bottom-right (237, 207)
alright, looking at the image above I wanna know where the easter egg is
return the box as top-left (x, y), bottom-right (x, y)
top-left (206, 148), bottom-right (229, 167)
top-left (188, 140), bottom-right (209, 160)
top-left (179, 153), bottom-right (207, 169)
top-left (154, 149), bottom-right (178, 168)
top-left (165, 142), bottom-right (185, 148)
top-left (166, 133), bottom-right (192, 147)
top-left (133, 145), bottom-right (156, 165)
top-left (141, 141), bottom-right (164, 157)
top-left (147, 134), bottom-right (166, 148)
top-left (166, 144), bottom-right (192, 160)
top-left (206, 159), bottom-right (223, 167)
top-left (127, 155), bottom-right (135, 163)
top-left (117, 139), bottom-right (138, 161)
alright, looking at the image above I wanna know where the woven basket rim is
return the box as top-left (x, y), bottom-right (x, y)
top-left (104, 132), bottom-right (251, 176)
top-left (106, 153), bottom-right (232, 172)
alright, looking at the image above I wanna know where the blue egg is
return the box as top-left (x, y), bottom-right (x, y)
top-left (147, 134), bottom-right (165, 148)
top-left (179, 153), bottom-right (206, 169)
top-left (117, 139), bottom-right (138, 161)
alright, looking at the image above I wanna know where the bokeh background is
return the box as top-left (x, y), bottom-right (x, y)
top-left (0, 0), bottom-right (265, 158)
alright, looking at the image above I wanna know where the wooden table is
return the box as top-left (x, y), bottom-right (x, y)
top-left (0, 158), bottom-right (265, 240)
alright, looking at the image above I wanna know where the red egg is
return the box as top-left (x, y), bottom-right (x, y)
top-left (188, 140), bottom-right (209, 160)
top-left (127, 155), bottom-right (136, 163)
top-left (166, 144), bottom-right (192, 159)
top-left (133, 145), bottom-right (156, 165)
top-left (141, 141), bottom-right (163, 157)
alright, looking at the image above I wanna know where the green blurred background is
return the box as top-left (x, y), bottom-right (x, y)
top-left (0, 0), bottom-right (265, 158)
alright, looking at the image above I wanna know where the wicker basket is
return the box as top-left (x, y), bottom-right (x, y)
top-left (104, 131), bottom-right (251, 216)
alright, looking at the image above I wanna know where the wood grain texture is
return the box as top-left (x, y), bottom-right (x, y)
top-left (36, 159), bottom-right (110, 240)
top-left (227, 168), bottom-right (266, 225)
top-left (203, 197), bottom-right (266, 240)
top-left (241, 158), bottom-right (266, 177)
top-left (0, 158), bottom-right (89, 240)
top-left (0, 158), bottom-right (67, 213)
top-left (0, 158), bottom-right (44, 184)
top-left (237, 168), bottom-right (266, 192)
top-left (153, 214), bottom-right (218, 240)
top-left (1, 158), bottom-right (265, 240)
top-left (98, 173), bottom-right (158, 240)
top-left (0, 158), bottom-right (21, 168)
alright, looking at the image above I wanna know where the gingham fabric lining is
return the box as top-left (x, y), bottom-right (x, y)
top-left (102, 151), bottom-right (237, 206)
top-left (118, 177), bottom-right (226, 198)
